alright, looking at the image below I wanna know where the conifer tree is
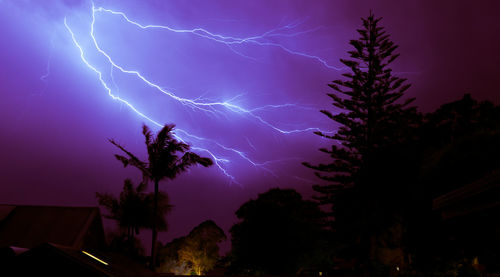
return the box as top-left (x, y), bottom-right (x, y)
top-left (303, 12), bottom-right (416, 252)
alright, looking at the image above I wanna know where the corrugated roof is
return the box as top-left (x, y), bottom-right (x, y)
top-left (0, 205), bottom-right (101, 249)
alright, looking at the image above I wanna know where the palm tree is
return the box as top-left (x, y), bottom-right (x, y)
top-left (96, 179), bottom-right (171, 259)
top-left (96, 179), bottom-right (171, 241)
top-left (109, 124), bottom-right (213, 269)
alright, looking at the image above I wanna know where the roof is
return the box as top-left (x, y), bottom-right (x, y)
top-left (12, 243), bottom-right (156, 277)
top-left (0, 205), bottom-right (105, 249)
top-left (433, 170), bottom-right (500, 219)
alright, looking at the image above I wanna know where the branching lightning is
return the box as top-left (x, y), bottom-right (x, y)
top-left (89, 3), bottom-right (331, 135)
top-left (64, 18), bottom-right (163, 128)
top-left (64, 2), bottom-right (336, 184)
top-left (65, 18), bottom-right (245, 183)
top-left (95, 6), bottom-right (343, 70)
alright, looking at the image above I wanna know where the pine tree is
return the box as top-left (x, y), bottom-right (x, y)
top-left (303, 12), bottom-right (416, 258)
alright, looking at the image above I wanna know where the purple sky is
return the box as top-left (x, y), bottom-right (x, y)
top-left (1, 0), bottom-right (499, 252)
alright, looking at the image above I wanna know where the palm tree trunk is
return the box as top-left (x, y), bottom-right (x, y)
top-left (150, 179), bottom-right (159, 270)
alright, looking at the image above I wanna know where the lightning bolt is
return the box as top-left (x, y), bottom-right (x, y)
top-left (63, 2), bottom-right (334, 184)
top-left (64, 18), bottom-right (163, 128)
top-left (40, 59), bottom-right (51, 82)
top-left (65, 17), bottom-right (248, 183)
top-left (95, 6), bottom-right (344, 70)
top-left (89, 3), bottom-right (331, 135)
top-left (38, 34), bottom-right (56, 95)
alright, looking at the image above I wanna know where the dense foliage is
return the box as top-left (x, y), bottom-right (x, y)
top-left (96, 179), bottom-right (171, 238)
top-left (229, 188), bottom-right (326, 275)
top-left (158, 220), bottom-right (226, 275)
top-left (110, 124), bottom-right (213, 268)
top-left (303, 12), bottom-right (419, 267)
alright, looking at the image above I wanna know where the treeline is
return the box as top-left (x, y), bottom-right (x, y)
top-left (95, 12), bottom-right (500, 277)
top-left (97, 95), bottom-right (500, 276)
top-left (223, 93), bottom-right (500, 276)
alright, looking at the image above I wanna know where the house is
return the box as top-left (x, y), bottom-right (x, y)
top-left (0, 204), bottom-right (155, 276)
top-left (433, 170), bottom-right (500, 274)
top-left (12, 242), bottom-right (156, 276)
top-left (433, 170), bottom-right (500, 220)
top-left (0, 205), bottom-right (106, 250)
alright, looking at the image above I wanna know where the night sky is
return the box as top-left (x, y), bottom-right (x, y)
top-left (1, 0), bottom-right (499, 252)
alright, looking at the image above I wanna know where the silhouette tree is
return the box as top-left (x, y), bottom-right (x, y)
top-left (105, 230), bottom-right (146, 262)
top-left (109, 124), bottom-right (213, 269)
top-left (408, 95), bottom-right (500, 275)
top-left (96, 179), bottom-right (171, 242)
top-left (303, 12), bottom-right (418, 266)
top-left (158, 237), bottom-right (189, 275)
top-left (422, 93), bottom-right (500, 150)
top-left (229, 188), bottom-right (325, 275)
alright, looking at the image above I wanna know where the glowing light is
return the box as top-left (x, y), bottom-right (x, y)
top-left (94, 5), bottom-right (344, 70)
top-left (63, 2), bottom-right (334, 184)
top-left (88, 2), bottom-right (329, 135)
top-left (82, 250), bottom-right (109, 265)
top-left (65, 17), bottom-right (247, 183)
top-left (64, 18), bottom-right (163, 128)
top-left (40, 59), bottom-right (50, 82)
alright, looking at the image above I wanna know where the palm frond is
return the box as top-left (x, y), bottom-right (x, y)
top-left (142, 124), bottom-right (153, 147)
top-left (181, 152), bottom-right (213, 168)
top-left (137, 181), bottom-right (148, 193)
top-left (156, 124), bottom-right (176, 147)
top-left (96, 192), bottom-right (120, 220)
top-left (109, 139), bottom-right (151, 178)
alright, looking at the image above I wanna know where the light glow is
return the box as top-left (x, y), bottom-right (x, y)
top-left (82, 250), bottom-right (109, 266)
top-left (62, 1), bottom-right (337, 184)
